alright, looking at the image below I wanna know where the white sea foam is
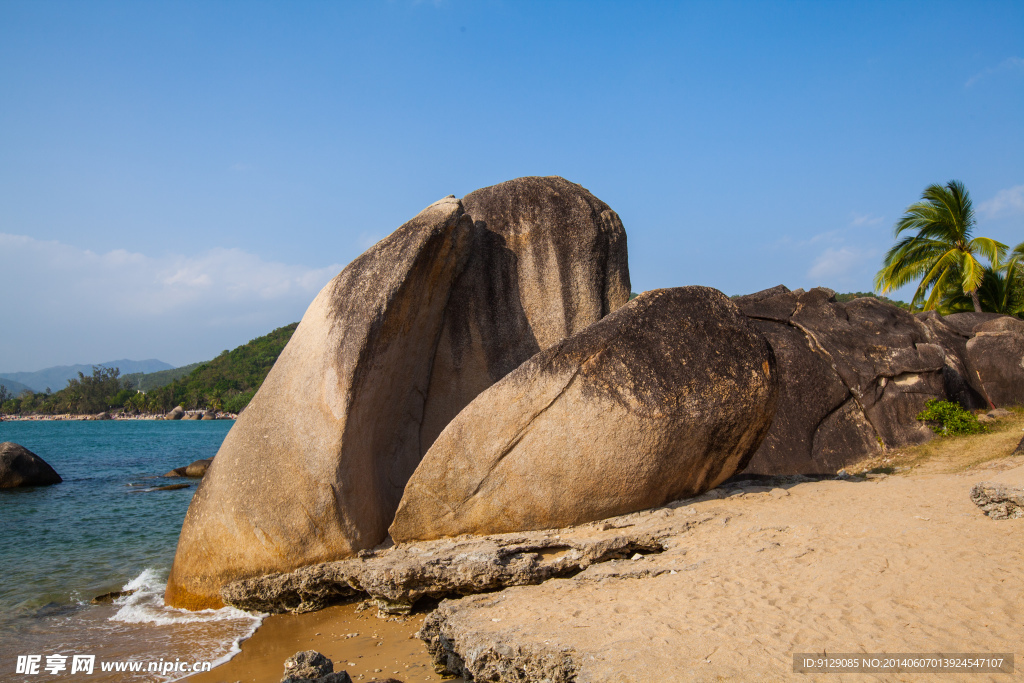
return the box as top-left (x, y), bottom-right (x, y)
top-left (108, 568), bottom-right (265, 680)
top-left (111, 568), bottom-right (264, 627)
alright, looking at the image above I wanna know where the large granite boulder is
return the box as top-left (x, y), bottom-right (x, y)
top-left (166, 179), bottom-right (632, 609)
top-left (966, 317), bottom-right (1024, 407)
top-left (916, 311), bottom-right (989, 410)
top-left (0, 442), bottom-right (62, 488)
top-left (738, 287), bottom-right (947, 475)
top-left (419, 176), bottom-right (630, 452)
top-left (165, 196), bottom-right (475, 609)
top-left (165, 406), bottom-right (184, 420)
top-left (390, 287), bottom-right (778, 542)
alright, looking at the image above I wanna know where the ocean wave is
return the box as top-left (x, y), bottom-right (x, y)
top-left (108, 568), bottom-right (265, 680)
top-left (110, 568), bottom-right (264, 627)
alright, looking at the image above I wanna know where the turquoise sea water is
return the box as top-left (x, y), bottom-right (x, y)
top-left (0, 421), bottom-right (263, 682)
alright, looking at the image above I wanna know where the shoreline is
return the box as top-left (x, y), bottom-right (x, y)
top-left (185, 601), bottom-right (463, 683)
top-left (189, 415), bottom-right (1024, 682)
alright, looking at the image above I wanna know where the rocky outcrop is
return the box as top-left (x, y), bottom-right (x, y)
top-left (165, 406), bottom-right (184, 420)
top-left (281, 651), bottom-right (351, 683)
top-left (738, 287), bottom-right (948, 475)
top-left (0, 442), bottom-right (62, 488)
top-left (166, 179), bottom-right (632, 610)
top-left (391, 287), bottom-right (778, 542)
top-left (165, 196), bottom-right (475, 610)
top-left (162, 458), bottom-right (213, 478)
top-left (419, 603), bottom-right (578, 683)
top-left (419, 176), bottom-right (630, 454)
top-left (221, 513), bottom-right (680, 615)
top-left (916, 311), bottom-right (989, 410)
top-left (971, 482), bottom-right (1024, 519)
top-left (966, 317), bottom-right (1024, 408)
top-left (185, 459), bottom-right (212, 477)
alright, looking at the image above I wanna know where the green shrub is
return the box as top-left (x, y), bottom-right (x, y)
top-left (916, 399), bottom-right (987, 436)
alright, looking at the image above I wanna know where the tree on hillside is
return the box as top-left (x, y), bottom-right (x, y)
top-left (874, 180), bottom-right (1006, 312)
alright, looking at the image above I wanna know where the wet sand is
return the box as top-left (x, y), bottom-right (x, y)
top-left (186, 602), bottom-right (463, 683)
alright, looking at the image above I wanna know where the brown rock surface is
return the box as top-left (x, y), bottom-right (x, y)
top-left (166, 179), bottom-right (633, 610)
top-left (739, 287), bottom-right (947, 474)
top-left (165, 196), bottom-right (474, 609)
top-left (419, 176), bottom-right (630, 452)
top-left (966, 316), bottom-right (1024, 407)
top-left (0, 442), bottom-right (62, 488)
top-left (221, 512), bottom-right (678, 615)
top-left (916, 310), bottom-right (989, 409)
top-left (391, 287), bottom-right (778, 542)
top-left (184, 458), bottom-right (212, 477)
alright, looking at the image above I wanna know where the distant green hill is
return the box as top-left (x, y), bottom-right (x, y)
top-left (0, 377), bottom-right (33, 399)
top-left (147, 323), bottom-right (299, 413)
top-left (0, 359), bottom-right (174, 393)
top-left (122, 363), bottom-right (202, 392)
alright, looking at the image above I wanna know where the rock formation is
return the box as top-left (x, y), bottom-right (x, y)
top-left (166, 178), bottom-right (631, 609)
top-left (281, 651), bottom-right (351, 683)
top-left (419, 176), bottom-right (630, 453)
top-left (165, 196), bottom-right (473, 609)
top-left (165, 406), bottom-right (184, 420)
top-left (916, 311), bottom-right (989, 410)
top-left (0, 442), bottom-right (62, 488)
top-left (966, 316), bottom-right (1024, 407)
top-left (736, 287), bottom-right (1024, 475)
top-left (390, 287), bottom-right (778, 542)
top-left (222, 517), bottom-right (674, 615)
top-left (971, 482), bottom-right (1024, 519)
top-left (736, 287), bottom-right (947, 475)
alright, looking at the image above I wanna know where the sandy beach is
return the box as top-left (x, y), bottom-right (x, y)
top-left (189, 413), bottom-right (1024, 683)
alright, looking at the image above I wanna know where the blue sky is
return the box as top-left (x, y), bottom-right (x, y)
top-left (1, 0), bottom-right (1022, 372)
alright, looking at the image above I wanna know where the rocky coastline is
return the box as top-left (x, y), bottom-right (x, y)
top-left (73, 174), bottom-right (1020, 682)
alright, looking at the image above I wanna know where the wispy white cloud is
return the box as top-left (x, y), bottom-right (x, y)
top-left (978, 184), bottom-right (1024, 218)
top-left (849, 212), bottom-right (883, 227)
top-left (0, 234), bottom-right (341, 315)
top-left (807, 246), bottom-right (874, 281)
top-left (0, 234), bottom-right (342, 369)
top-left (965, 56), bottom-right (1024, 87)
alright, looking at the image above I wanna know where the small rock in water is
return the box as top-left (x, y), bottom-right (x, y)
top-left (90, 589), bottom-right (136, 604)
top-left (0, 442), bottom-right (62, 488)
top-left (150, 483), bottom-right (190, 491)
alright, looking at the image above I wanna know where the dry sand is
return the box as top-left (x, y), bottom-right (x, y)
top-left (190, 414), bottom-right (1024, 683)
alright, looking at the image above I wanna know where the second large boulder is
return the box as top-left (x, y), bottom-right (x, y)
top-left (966, 317), bottom-right (1024, 407)
top-left (390, 287), bottom-right (779, 542)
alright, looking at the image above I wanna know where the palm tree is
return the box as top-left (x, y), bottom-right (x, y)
top-left (875, 180), bottom-right (1006, 312)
